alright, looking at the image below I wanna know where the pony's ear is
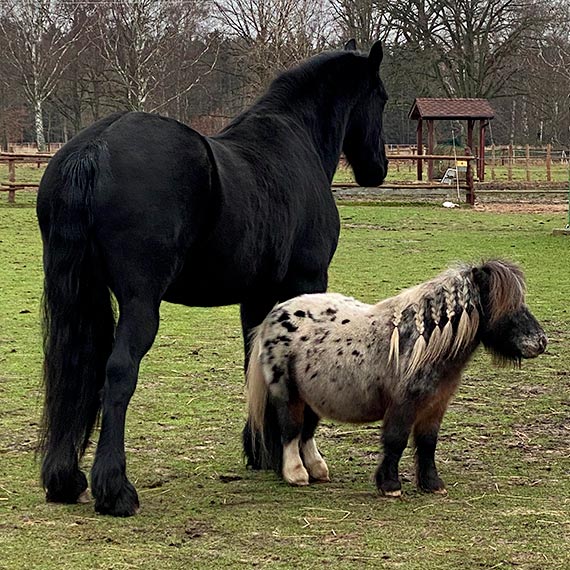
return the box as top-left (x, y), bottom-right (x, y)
top-left (472, 266), bottom-right (491, 294)
top-left (368, 40), bottom-right (383, 70)
top-left (344, 39), bottom-right (357, 51)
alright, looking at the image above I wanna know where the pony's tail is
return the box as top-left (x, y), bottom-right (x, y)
top-left (38, 140), bottom-right (115, 493)
top-left (242, 330), bottom-right (283, 473)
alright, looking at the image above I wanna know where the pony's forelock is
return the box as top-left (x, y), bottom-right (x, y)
top-left (481, 260), bottom-right (526, 323)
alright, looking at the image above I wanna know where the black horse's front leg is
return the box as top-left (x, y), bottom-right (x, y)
top-left (375, 403), bottom-right (416, 497)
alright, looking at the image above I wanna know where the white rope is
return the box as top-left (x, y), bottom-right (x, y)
top-left (450, 121), bottom-right (461, 202)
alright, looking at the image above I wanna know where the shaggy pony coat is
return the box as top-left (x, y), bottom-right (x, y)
top-left (244, 260), bottom-right (547, 494)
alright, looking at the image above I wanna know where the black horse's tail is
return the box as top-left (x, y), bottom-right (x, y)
top-left (242, 331), bottom-right (283, 474)
top-left (38, 140), bottom-right (115, 495)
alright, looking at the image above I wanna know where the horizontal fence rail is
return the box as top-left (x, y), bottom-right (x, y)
top-left (2, 146), bottom-right (568, 204)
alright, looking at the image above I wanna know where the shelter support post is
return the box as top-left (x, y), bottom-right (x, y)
top-left (427, 120), bottom-right (435, 180)
top-left (416, 119), bottom-right (423, 181)
top-left (479, 120), bottom-right (487, 181)
top-left (465, 147), bottom-right (475, 205)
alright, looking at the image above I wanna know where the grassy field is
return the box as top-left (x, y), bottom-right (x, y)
top-left (1, 194), bottom-right (569, 569)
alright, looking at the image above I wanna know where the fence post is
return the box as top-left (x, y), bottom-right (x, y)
top-left (8, 158), bottom-right (16, 203)
top-left (546, 144), bottom-right (552, 182)
top-left (465, 147), bottom-right (475, 205)
top-left (525, 144), bottom-right (530, 182)
top-left (491, 144), bottom-right (496, 181)
top-left (508, 144), bottom-right (513, 181)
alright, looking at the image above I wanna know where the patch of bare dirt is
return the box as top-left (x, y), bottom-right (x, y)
top-left (474, 202), bottom-right (568, 214)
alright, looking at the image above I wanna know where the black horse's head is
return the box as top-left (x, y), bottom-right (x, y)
top-left (473, 260), bottom-right (547, 363)
top-left (342, 40), bottom-right (389, 187)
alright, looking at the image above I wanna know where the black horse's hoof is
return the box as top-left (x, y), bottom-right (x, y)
top-left (94, 479), bottom-right (140, 517)
top-left (44, 468), bottom-right (88, 504)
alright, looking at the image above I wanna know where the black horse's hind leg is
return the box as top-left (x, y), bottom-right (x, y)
top-left (241, 296), bottom-right (284, 471)
top-left (375, 403), bottom-right (416, 497)
top-left (91, 299), bottom-right (160, 516)
top-left (240, 297), bottom-right (280, 367)
top-left (42, 444), bottom-right (89, 504)
top-left (300, 407), bottom-right (329, 482)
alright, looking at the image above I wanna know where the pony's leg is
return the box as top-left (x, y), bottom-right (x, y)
top-left (375, 403), bottom-right (416, 497)
top-left (413, 401), bottom-right (449, 495)
top-left (301, 407), bottom-right (329, 482)
top-left (91, 298), bottom-right (160, 516)
top-left (282, 436), bottom-right (309, 486)
top-left (278, 399), bottom-right (309, 486)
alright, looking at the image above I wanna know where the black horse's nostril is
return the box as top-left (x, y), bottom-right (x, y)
top-left (539, 334), bottom-right (548, 352)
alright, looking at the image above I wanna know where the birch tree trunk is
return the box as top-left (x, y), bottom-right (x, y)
top-left (33, 98), bottom-right (46, 151)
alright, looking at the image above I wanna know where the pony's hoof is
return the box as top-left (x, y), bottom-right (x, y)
top-left (432, 488), bottom-right (448, 496)
top-left (382, 489), bottom-right (402, 498)
top-left (77, 489), bottom-right (91, 504)
top-left (283, 464), bottom-right (310, 486)
top-left (307, 461), bottom-right (330, 482)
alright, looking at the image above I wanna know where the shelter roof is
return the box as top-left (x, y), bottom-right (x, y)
top-left (408, 98), bottom-right (495, 120)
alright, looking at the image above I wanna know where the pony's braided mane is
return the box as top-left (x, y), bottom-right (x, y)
top-left (386, 261), bottom-right (524, 379)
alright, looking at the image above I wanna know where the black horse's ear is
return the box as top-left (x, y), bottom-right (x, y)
top-left (368, 40), bottom-right (383, 70)
top-left (344, 39), bottom-right (357, 51)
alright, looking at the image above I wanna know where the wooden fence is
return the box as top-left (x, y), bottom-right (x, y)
top-left (333, 151), bottom-right (477, 204)
top-left (0, 152), bottom-right (51, 203)
top-left (2, 144), bottom-right (567, 205)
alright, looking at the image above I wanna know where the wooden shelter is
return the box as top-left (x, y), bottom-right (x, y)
top-left (408, 98), bottom-right (495, 181)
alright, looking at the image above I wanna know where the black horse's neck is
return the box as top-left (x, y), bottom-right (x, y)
top-left (217, 52), bottom-right (364, 182)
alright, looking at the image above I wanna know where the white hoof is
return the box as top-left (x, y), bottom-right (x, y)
top-left (77, 489), bottom-right (91, 504)
top-left (283, 463), bottom-right (310, 486)
top-left (307, 459), bottom-right (330, 482)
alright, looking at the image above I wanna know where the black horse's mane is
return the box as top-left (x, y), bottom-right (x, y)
top-left (219, 50), bottom-right (366, 133)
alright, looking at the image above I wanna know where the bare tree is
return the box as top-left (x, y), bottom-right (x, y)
top-left (94, 0), bottom-right (216, 112)
top-left (0, 0), bottom-right (86, 150)
top-left (385, 0), bottom-right (548, 98)
top-left (211, 0), bottom-right (331, 99)
top-left (329, 0), bottom-right (392, 48)
top-left (537, 1), bottom-right (570, 82)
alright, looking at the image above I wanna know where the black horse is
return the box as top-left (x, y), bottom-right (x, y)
top-left (37, 40), bottom-right (389, 516)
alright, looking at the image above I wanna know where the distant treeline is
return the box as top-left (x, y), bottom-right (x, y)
top-left (0, 0), bottom-right (569, 150)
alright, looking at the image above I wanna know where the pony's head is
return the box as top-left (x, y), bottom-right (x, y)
top-left (472, 260), bottom-right (547, 363)
top-left (342, 40), bottom-right (389, 187)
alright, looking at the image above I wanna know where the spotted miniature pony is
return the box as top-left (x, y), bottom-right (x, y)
top-left (243, 260), bottom-right (547, 497)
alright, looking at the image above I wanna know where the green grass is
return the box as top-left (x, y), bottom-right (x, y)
top-left (1, 194), bottom-right (569, 569)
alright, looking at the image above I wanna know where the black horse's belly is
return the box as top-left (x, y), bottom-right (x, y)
top-left (162, 259), bottom-right (252, 307)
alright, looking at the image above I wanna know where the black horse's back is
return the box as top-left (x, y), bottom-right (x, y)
top-left (37, 41), bottom-right (390, 515)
